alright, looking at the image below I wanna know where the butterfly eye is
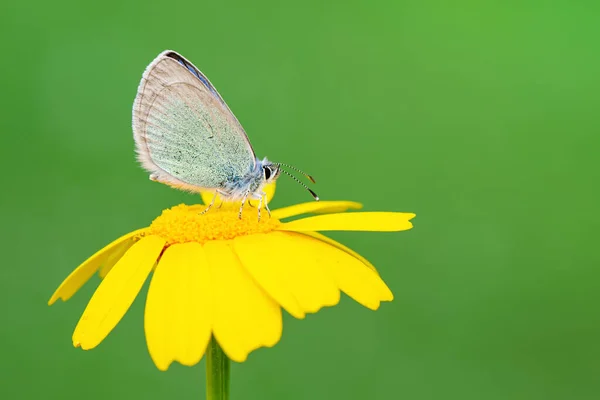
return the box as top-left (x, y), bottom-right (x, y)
top-left (263, 166), bottom-right (272, 180)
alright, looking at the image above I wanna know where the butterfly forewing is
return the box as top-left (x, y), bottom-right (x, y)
top-left (133, 51), bottom-right (256, 192)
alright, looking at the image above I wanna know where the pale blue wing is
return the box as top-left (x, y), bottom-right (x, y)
top-left (132, 50), bottom-right (256, 192)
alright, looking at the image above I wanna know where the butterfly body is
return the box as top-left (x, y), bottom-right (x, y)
top-left (133, 50), bottom-right (315, 218)
top-left (217, 156), bottom-right (281, 202)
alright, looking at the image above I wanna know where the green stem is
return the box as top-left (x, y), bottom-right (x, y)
top-left (206, 336), bottom-right (230, 400)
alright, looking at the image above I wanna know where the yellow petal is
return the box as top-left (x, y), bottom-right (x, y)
top-left (279, 212), bottom-right (416, 232)
top-left (72, 235), bottom-right (165, 350)
top-left (98, 237), bottom-right (136, 278)
top-left (284, 233), bottom-right (393, 310)
top-left (234, 232), bottom-right (340, 318)
top-left (233, 235), bottom-right (303, 319)
top-left (145, 243), bottom-right (212, 371)
top-left (200, 182), bottom-right (276, 206)
top-left (298, 231), bottom-right (378, 274)
top-left (48, 229), bottom-right (146, 305)
top-left (205, 240), bottom-right (281, 362)
top-left (271, 201), bottom-right (363, 220)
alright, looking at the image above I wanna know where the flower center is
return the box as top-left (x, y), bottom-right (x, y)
top-left (146, 204), bottom-right (281, 245)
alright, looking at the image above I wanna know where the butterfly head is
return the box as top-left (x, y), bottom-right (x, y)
top-left (264, 159), bottom-right (319, 201)
top-left (262, 162), bottom-right (281, 184)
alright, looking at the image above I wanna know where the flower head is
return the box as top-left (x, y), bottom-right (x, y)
top-left (49, 184), bottom-right (415, 370)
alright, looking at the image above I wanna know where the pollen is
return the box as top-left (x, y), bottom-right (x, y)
top-left (146, 204), bottom-right (281, 246)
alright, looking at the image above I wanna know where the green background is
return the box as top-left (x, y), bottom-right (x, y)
top-left (2, 1), bottom-right (599, 399)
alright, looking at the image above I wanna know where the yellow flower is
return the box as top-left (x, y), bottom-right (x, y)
top-left (48, 184), bottom-right (415, 370)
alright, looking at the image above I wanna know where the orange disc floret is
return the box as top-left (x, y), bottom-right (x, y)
top-left (147, 204), bottom-right (281, 246)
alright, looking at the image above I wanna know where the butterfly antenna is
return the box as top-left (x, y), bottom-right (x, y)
top-left (279, 168), bottom-right (319, 201)
top-left (277, 163), bottom-right (316, 184)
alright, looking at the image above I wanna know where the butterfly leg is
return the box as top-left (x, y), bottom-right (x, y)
top-left (238, 190), bottom-right (250, 219)
top-left (250, 192), bottom-right (266, 222)
top-left (216, 189), bottom-right (230, 209)
top-left (262, 192), bottom-right (272, 218)
top-left (216, 196), bottom-right (224, 208)
top-left (200, 191), bottom-right (219, 215)
top-left (257, 195), bottom-right (263, 222)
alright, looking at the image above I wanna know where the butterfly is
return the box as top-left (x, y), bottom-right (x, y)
top-left (132, 50), bottom-right (318, 219)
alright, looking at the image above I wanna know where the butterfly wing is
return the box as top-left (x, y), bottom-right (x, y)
top-left (133, 50), bottom-right (256, 192)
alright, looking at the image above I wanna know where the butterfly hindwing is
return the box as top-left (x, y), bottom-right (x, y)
top-left (132, 51), bottom-right (256, 192)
